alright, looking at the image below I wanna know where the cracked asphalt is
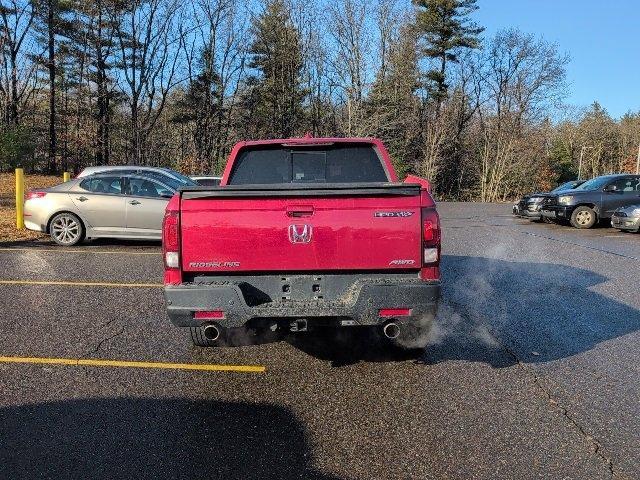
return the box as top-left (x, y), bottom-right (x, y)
top-left (0, 202), bottom-right (638, 479)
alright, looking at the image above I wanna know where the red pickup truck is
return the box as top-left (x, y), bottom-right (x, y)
top-left (162, 137), bottom-right (441, 348)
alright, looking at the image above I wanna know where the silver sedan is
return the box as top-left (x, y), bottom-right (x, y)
top-left (23, 173), bottom-right (176, 246)
top-left (611, 204), bottom-right (640, 233)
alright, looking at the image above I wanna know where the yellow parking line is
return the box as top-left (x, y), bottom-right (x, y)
top-left (0, 279), bottom-right (162, 288)
top-left (0, 355), bottom-right (265, 373)
top-left (0, 247), bottom-right (160, 255)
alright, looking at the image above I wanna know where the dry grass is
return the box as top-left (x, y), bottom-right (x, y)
top-left (0, 172), bottom-right (66, 243)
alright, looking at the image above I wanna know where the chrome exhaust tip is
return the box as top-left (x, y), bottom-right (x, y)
top-left (203, 323), bottom-right (221, 341)
top-left (383, 322), bottom-right (400, 339)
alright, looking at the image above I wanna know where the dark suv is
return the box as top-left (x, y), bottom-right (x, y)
top-left (514, 180), bottom-right (585, 221)
top-left (541, 174), bottom-right (640, 228)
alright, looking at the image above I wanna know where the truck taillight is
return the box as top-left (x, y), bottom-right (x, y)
top-left (421, 208), bottom-right (440, 279)
top-left (162, 208), bottom-right (180, 270)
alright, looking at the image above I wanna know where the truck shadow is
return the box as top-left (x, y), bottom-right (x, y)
top-left (291, 255), bottom-right (640, 368)
top-left (0, 397), bottom-right (345, 480)
top-left (286, 328), bottom-right (420, 367)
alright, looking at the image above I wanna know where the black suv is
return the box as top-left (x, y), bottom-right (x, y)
top-left (514, 180), bottom-right (585, 221)
top-left (541, 174), bottom-right (640, 228)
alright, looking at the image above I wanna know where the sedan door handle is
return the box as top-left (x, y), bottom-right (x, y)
top-left (76, 196), bottom-right (88, 202)
top-left (129, 200), bottom-right (141, 206)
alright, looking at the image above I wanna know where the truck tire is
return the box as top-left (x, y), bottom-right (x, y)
top-left (189, 326), bottom-right (225, 347)
top-left (570, 206), bottom-right (597, 229)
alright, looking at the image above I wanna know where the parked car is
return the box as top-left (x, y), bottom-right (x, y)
top-left (162, 137), bottom-right (441, 349)
top-left (191, 176), bottom-right (222, 186)
top-left (77, 166), bottom-right (197, 188)
top-left (611, 204), bottom-right (640, 232)
top-left (514, 180), bottom-right (585, 221)
top-left (541, 174), bottom-right (640, 228)
top-left (23, 173), bottom-right (177, 245)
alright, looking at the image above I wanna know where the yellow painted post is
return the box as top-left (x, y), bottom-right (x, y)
top-left (63, 171), bottom-right (70, 182)
top-left (15, 168), bottom-right (24, 229)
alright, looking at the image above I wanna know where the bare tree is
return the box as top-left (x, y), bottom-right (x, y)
top-left (326, 0), bottom-right (371, 136)
top-left (0, 0), bottom-right (36, 126)
top-left (475, 29), bottom-right (568, 201)
top-left (176, 0), bottom-right (247, 172)
top-left (113, 0), bottom-right (184, 164)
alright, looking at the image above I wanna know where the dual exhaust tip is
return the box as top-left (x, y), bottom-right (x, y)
top-left (203, 323), bottom-right (221, 341)
top-left (383, 322), bottom-right (400, 339)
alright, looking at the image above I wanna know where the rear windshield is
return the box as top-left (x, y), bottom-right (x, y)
top-left (227, 144), bottom-right (388, 185)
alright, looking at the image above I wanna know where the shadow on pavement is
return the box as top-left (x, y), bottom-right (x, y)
top-left (0, 237), bottom-right (160, 248)
top-left (0, 398), bottom-right (345, 480)
top-left (286, 328), bottom-right (420, 367)
top-left (85, 238), bottom-right (161, 247)
top-left (424, 255), bottom-right (640, 367)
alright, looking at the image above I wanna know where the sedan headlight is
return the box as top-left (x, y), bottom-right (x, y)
top-left (558, 195), bottom-right (573, 205)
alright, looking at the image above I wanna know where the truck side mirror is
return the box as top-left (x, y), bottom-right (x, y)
top-left (603, 184), bottom-right (617, 193)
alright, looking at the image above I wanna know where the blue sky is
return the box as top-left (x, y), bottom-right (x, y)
top-left (472, 0), bottom-right (640, 118)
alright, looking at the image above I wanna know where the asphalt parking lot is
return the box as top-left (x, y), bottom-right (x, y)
top-left (0, 202), bottom-right (638, 480)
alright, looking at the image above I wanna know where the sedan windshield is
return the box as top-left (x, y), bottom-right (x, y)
top-left (142, 172), bottom-right (185, 190)
top-left (574, 176), bottom-right (614, 191)
top-left (160, 168), bottom-right (197, 186)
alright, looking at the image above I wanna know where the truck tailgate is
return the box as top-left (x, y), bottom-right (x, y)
top-left (179, 184), bottom-right (422, 273)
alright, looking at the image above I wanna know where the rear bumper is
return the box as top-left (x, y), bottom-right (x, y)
top-left (24, 219), bottom-right (44, 232)
top-left (164, 278), bottom-right (440, 328)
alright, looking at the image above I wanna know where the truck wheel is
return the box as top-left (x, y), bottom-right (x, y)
top-left (49, 212), bottom-right (84, 246)
top-left (189, 325), bottom-right (225, 347)
top-left (570, 206), bottom-right (597, 229)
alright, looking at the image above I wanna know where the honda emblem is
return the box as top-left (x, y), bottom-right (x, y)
top-left (289, 224), bottom-right (312, 243)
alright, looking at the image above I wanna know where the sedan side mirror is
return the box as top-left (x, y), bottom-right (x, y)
top-left (603, 184), bottom-right (618, 193)
top-left (160, 192), bottom-right (174, 199)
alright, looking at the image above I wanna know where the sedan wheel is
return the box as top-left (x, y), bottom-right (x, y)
top-left (50, 213), bottom-right (84, 246)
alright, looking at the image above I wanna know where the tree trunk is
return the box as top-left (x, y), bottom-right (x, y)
top-left (10, 51), bottom-right (19, 126)
top-left (47, 0), bottom-right (57, 174)
top-left (95, 0), bottom-right (110, 166)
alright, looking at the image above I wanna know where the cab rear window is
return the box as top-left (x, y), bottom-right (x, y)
top-left (228, 144), bottom-right (388, 185)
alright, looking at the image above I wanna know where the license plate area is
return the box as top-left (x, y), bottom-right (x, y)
top-left (280, 275), bottom-right (325, 301)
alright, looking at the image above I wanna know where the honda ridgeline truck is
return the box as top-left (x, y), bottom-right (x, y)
top-left (162, 137), bottom-right (441, 348)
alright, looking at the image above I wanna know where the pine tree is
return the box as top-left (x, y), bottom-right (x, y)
top-left (367, 23), bottom-right (421, 178)
top-left (31, 0), bottom-right (75, 173)
top-left (72, 0), bottom-right (121, 166)
top-left (414, 0), bottom-right (483, 107)
top-left (173, 49), bottom-right (225, 173)
top-left (247, 0), bottom-right (306, 138)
